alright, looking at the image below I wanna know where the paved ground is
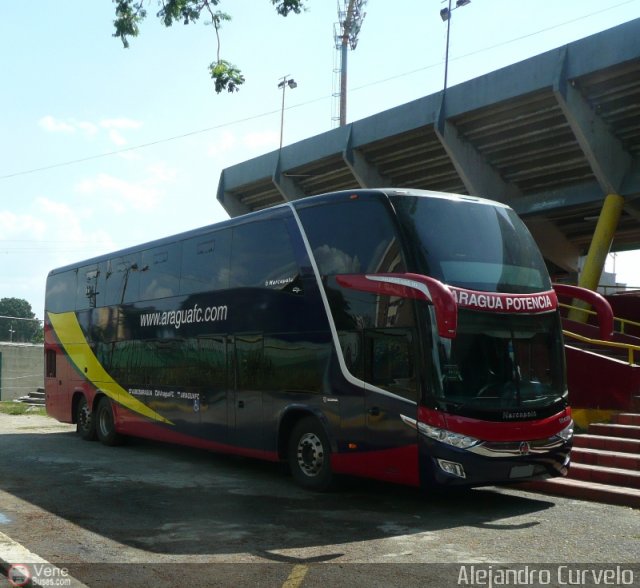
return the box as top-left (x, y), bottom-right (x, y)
top-left (0, 412), bottom-right (638, 587)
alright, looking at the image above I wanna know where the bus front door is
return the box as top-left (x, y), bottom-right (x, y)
top-left (364, 329), bottom-right (419, 485)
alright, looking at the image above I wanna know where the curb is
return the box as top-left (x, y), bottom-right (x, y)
top-left (0, 531), bottom-right (87, 588)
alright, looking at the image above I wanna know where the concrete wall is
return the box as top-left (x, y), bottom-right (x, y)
top-left (0, 343), bottom-right (44, 401)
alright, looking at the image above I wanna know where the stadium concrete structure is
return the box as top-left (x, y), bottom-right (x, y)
top-left (217, 18), bottom-right (640, 291)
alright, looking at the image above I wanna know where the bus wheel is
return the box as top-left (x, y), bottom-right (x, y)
top-left (288, 417), bottom-right (333, 491)
top-left (76, 395), bottom-right (96, 441)
top-left (95, 397), bottom-right (123, 446)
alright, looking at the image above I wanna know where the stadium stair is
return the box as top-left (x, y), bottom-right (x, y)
top-left (520, 290), bottom-right (640, 508)
top-left (521, 410), bottom-right (640, 509)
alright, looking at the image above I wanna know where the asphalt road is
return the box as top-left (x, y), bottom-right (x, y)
top-left (0, 412), bottom-right (638, 588)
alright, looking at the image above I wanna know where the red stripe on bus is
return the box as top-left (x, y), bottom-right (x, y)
top-left (114, 404), bottom-right (280, 462)
top-left (331, 444), bottom-right (420, 487)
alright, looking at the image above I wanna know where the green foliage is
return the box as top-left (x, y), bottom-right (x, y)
top-left (209, 60), bottom-right (245, 93)
top-left (112, 0), bottom-right (306, 93)
top-left (156, 0), bottom-right (208, 27)
top-left (271, 0), bottom-right (306, 16)
top-left (0, 402), bottom-right (47, 416)
top-left (113, 1), bottom-right (147, 48)
top-left (0, 298), bottom-right (43, 343)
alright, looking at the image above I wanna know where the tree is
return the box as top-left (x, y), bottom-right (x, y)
top-left (0, 298), bottom-right (43, 344)
top-left (112, 0), bottom-right (307, 93)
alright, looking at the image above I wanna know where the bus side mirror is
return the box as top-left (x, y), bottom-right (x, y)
top-left (335, 273), bottom-right (458, 339)
top-left (553, 283), bottom-right (614, 340)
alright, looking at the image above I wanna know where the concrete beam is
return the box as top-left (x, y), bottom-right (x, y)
top-left (435, 96), bottom-right (520, 201)
top-left (216, 170), bottom-right (251, 218)
top-left (435, 94), bottom-right (580, 271)
top-left (553, 48), bottom-right (632, 194)
top-left (272, 153), bottom-right (306, 202)
top-left (524, 218), bottom-right (581, 273)
top-left (510, 181), bottom-right (605, 217)
top-left (624, 200), bottom-right (640, 222)
top-left (342, 127), bottom-right (390, 188)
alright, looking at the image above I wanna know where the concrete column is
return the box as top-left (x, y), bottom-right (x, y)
top-left (569, 193), bottom-right (624, 322)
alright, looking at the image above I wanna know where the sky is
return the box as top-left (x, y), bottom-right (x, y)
top-left (2, 0), bottom-right (640, 321)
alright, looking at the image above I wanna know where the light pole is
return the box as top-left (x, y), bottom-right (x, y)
top-left (335, 0), bottom-right (367, 127)
top-left (440, 0), bottom-right (470, 93)
top-left (278, 75), bottom-right (298, 149)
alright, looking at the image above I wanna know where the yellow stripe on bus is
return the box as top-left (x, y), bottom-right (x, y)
top-left (48, 311), bottom-right (173, 425)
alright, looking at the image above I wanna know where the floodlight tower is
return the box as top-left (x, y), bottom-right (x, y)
top-left (334, 0), bottom-right (367, 127)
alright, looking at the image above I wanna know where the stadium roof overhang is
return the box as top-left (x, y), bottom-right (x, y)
top-left (217, 18), bottom-right (640, 274)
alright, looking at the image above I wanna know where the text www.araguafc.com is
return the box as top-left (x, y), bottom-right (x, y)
top-left (139, 304), bottom-right (228, 330)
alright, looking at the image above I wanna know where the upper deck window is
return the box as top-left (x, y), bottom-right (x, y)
top-left (296, 197), bottom-right (405, 276)
top-left (180, 230), bottom-right (232, 295)
top-left (229, 219), bottom-right (298, 289)
top-left (392, 195), bottom-right (550, 294)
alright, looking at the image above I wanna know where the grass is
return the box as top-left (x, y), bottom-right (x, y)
top-left (0, 401), bottom-right (47, 416)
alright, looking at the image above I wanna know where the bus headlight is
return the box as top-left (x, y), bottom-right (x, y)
top-left (418, 422), bottom-right (480, 449)
top-left (555, 421), bottom-right (574, 442)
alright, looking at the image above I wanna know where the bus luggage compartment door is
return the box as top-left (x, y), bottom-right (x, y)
top-left (229, 334), bottom-right (265, 450)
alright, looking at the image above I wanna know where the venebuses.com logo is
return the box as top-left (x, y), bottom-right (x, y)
top-left (7, 563), bottom-right (72, 587)
top-left (7, 564), bottom-right (30, 587)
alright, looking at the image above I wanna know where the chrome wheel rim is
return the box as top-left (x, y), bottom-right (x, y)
top-left (98, 406), bottom-right (112, 437)
top-left (297, 432), bottom-right (324, 477)
top-left (78, 402), bottom-right (91, 431)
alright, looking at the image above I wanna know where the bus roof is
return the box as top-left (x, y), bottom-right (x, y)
top-left (47, 188), bottom-right (509, 276)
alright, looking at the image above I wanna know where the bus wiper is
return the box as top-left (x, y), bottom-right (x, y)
top-left (508, 333), bottom-right (522, 406)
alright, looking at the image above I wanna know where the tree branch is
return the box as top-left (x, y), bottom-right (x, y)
top-left (112, 0), bottom-right (307, 92)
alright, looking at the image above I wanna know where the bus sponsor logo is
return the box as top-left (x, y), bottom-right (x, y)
top-left (130, 388), bottom-right (200, 401)
top-left (450, 287), bottom-right (556, 314)
top-left (139, 303), bottom-right (228, 330)
top-left (130, 388), bottom-right (202, 412)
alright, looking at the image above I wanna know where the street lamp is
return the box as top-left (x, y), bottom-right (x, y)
top-left (440, 0), bottom-right (470, 93)
top-left (278, 75), bottom-right (298, 149)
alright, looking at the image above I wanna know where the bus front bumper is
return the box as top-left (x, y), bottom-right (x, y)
top-left (418, 435), bottom-right (572, 488)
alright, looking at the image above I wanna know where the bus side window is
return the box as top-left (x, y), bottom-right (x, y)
top-left (229, 220), bottom-right (298, 289)
top-left (45, 349), bottom-right (57, 378)
top-left (180, 230), bottom-right (232, 295)
top-left (140, 243), bottom-right (181, 300)
top-left (45, 270), bottom-right (77, 313)
top-left (366, 329), bottom-right (417, 402)
top-left (297, 199), bottom-right (406, 276)
top-left (104, 254), bottom-right (141, 306)
top-left (338, 331), bottom-right (364, 380)
top-left (76, 265), bottom-right (101, 310)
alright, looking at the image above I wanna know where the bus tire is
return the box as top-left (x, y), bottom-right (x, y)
top-left (75, 395), bottom-right (96, 441)
top-left (288, 416), bottom-right (333, 491)
top-left (95, 397), bottom-right (123, 447)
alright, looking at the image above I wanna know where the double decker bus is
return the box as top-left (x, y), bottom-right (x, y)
top-left (45, 188), bottom-right (578, 491)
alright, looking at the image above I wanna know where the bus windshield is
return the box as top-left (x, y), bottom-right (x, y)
top-left (391, 194), bottom-right (564, 412)
top-left (392, 195), bottom-right (551, 294)
top-left (433, 310), bottom-right (566, 411)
